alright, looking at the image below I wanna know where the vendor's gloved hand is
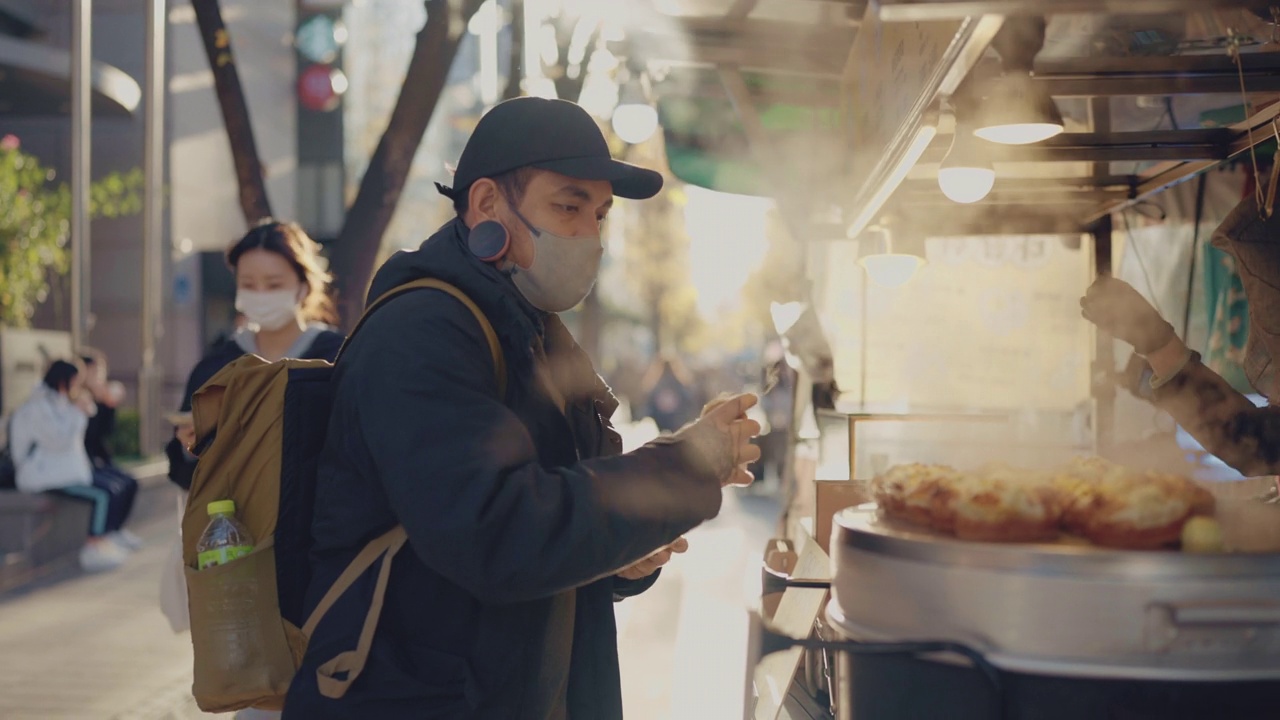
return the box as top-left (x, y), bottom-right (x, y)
top-left (675, 393), bottom-right (762, 488)
top-left (1080, 277), bottom-right (1176, 355)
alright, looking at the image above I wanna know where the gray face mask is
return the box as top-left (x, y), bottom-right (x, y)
top-left (506, 207), bottom-right (604, 313)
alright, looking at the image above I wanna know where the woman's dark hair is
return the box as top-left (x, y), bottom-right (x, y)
top-left (226, 219), bottom-right (338, 325)
top-left (43, 359), bottom-right (81, 393)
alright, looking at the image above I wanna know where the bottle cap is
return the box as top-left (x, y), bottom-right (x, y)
top-left (207, 499), bottom-right (237, 516)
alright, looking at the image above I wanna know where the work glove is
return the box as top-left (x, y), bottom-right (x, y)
top-left (1080, 277), bottom-right (1176, 355)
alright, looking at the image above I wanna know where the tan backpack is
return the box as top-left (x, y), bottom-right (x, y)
top-left (181, 278), bottom-right (505, 712)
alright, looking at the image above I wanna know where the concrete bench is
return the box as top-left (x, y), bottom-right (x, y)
top-left (0, 458), bottom-right (174, 593)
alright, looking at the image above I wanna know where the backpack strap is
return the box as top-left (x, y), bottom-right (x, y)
top-left (304, 279), bottom-right (505, 700)
top-left (339, 278), bottom-right (507, 400)
top-left (305, 525), bottom-right (408, 699)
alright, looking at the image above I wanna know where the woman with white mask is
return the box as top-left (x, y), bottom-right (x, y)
top-left (165, 219), bottom-right (344, 491)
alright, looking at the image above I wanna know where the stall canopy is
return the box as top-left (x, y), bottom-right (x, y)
top-left (622, 1), bottom-right (1280, 239)
top-left (613, 0), bottom-right (859, 226)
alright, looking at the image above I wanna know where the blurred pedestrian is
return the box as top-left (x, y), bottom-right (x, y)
top-left (639, 356), bottom-right (699, 432)
top-left (10, 360), bottom-right (136, 571)
top-left (79, 348), bottom-right (142, 551)
top-left (165, 220), bottom-right (344, 489)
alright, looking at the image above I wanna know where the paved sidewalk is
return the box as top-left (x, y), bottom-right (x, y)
top-left (0, 493), bottom-right (779, 719)
top-left (0, 517), bottom-right (219, 720)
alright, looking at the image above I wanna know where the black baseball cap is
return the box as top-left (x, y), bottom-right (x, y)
top-left (437, 97), bottom-right (664, 202)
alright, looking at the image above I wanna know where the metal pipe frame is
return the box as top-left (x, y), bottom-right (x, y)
top-left (896, 202), bottom-right (1096, 235)
top-left (898, 188), bottom-right (1132, 205)
top-left (1033, 54), bottom-right (1280, 98)
top-left (1091, 215), bottom-right (1116, 457)
top-left (899, 103), bottom-right (1280, 219)
top-left (1084, 100), bottom-right (1280, 223)
top-left (70, 0), bottom-right (91, 349)
top-left (907, 174), bottom-right (1139, 190)
top-left (139, 0), bottom-right (165, 459)
top-left (920, 129), bottom-right (1234, 164)
top-left (649, 53), bottom-right (1280, 108)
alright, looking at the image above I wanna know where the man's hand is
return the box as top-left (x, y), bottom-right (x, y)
top-left (1080, 277), bottom-right (1176, 355)
top-left (617, 537), bottom-right (689, 581)
top-left (676, 393), bottom-right (763, 487)
top-left (176, 423), bottom-right (197, 451)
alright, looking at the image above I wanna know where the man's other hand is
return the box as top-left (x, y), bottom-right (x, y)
top-left (616, 536), bottom-right (689, 580)
top-left (685, 393), bottom-right (763, 487)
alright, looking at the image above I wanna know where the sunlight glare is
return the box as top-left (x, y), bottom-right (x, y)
top-left (684, 186), bottom-right (773, 319)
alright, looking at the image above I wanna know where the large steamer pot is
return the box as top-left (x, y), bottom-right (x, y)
top-left (825, 505), bottom-right (1280, 720)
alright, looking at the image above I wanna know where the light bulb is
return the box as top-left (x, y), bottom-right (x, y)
top-left (973, 73), bottom-right (1064, 146)
top-left (612, 103), bottom-right (659, 145)
top-left (938, 165), bottom-right (996, 204)
top-left (860, 254), bottom-right (924, 288)
top-left (973, 122), bottom-right (1063, 145)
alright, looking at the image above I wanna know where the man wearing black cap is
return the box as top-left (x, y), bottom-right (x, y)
top-left (284, 98), bottom-right (761, 719)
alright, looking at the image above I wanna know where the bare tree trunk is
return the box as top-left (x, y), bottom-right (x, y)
top-left (330, 0), bottom-right (485, 328)
top-left (502, 0), bottom-right (524, 101)
top-left (548, 17), bottom-right (596, 104)
top-left (192, 0), bottom-right (272, 225)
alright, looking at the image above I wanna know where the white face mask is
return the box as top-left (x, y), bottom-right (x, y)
top-left (506, 208), bottom-right (604, 313)
top-left (235, 289), bottom-right (301, 332)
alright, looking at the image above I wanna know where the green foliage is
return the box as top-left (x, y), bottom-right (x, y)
top-left (108, 407), bottom-right (142, 460)
top-left (0, 136), bottom-right (144, 327)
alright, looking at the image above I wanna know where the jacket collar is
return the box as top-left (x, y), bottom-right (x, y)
top-left (366, 218), bottom-right (617, 415)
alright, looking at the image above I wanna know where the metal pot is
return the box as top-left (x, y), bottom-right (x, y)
top-left (827, 504), bottom-right (1280, 681)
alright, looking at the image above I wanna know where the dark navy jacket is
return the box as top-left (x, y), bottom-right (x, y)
top-left (284, 220), bottom-right (723, 719)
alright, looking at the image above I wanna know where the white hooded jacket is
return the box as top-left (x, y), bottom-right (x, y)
top-left (10, 384), bottom-right (93, 493)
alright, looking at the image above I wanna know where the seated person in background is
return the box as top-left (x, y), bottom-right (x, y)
top-left (11, 360), bottom-right (137, 572)
top-left (79, 348), bottom-right (142, 551)
top-left (165, 220), bottom-right (345, 489)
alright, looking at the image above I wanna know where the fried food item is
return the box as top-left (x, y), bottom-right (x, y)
top-left (872, 463), bottom-right (958, 530)
top-left (948, 466), bottom-right (1062, 543)
top-left (874, 457), bottom-right (1215, 550)
top-left (1077, 478), bottom-right (1197, 548)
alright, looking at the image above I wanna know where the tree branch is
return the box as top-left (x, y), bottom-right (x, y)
top-left (191, 0), bottom-right (272, 225)
top-left (329, 0), bottom-right (487, 327)
top-left (548, 15), bottom-right (598, 103)
top-left (502, 0), bottom-right (524, 101)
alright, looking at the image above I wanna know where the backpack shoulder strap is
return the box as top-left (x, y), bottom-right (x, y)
top-left (301, 280), bottom-right (506, 700)
top-left (341, 278), bottom-right (506, 399)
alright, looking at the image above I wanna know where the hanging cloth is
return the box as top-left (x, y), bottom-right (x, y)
top-left (1202, 241), bottom-right (1253, 394)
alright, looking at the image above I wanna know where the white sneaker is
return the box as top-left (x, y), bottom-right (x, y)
top-left (109, 529), bottom-right (145, 552)
top-left (79, 541), bottom-right (127, 572)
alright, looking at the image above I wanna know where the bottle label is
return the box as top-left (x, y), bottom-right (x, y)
top-left (198, 545), bottom-right (253, 570)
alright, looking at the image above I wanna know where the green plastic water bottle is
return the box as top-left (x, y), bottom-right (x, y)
top-left (195, 500), bottom-right (254, 570)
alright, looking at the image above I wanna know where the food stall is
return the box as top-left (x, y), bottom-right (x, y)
top-left (623, 1), bottom-right (1280, 718)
